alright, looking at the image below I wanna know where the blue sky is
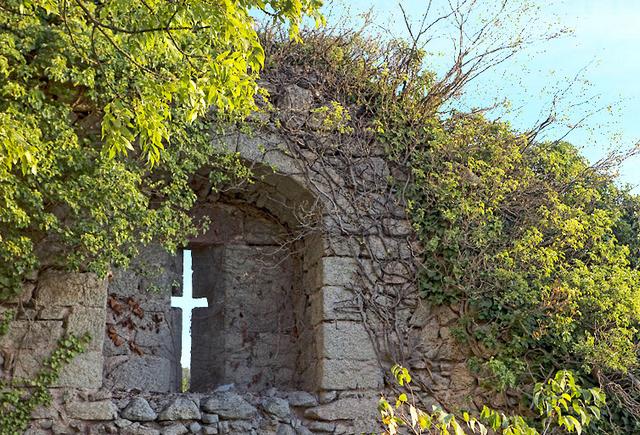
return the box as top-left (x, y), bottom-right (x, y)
top-left (330, 0), bottom-right (640, 189)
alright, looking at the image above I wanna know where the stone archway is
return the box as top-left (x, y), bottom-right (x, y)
top-left (6, 131), bottom-right (388, 434)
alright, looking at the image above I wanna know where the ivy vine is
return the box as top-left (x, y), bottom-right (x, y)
top-left (0, 333), bottom-right (90, 434)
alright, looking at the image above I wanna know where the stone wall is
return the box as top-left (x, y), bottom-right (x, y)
top-left (103, 245), bottom-right (183, 393)
top-left (0, 271), bottom-right (106, 390)
top-left (0, 81), bottom-right (488, 434)
top-left (24, 387), bottom-right (379, 434)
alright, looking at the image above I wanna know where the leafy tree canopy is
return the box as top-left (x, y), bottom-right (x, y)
top-left (0, 0), bottom-right (322, 296)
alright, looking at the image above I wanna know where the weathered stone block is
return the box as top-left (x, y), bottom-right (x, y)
top-left (243, 213), bottom-right (284, 245)
top-left (202, 392), bottom-right (257, 419)
top-left (310, 286), bottom-right (360, 325)
top-left (319, 235), bottom-right (358, 258)
top-left (434, 305), bottom-right (459, 326)
top-left (115, 418), bottom-right (133, 428)
top-left (229, 420), bottom-right (254, 432)
top-left (318, 391), bottom-right (336, 404)
top-left (134, 317), bottom-right (175, 350)
top-left (121, 397), bottom-right (157, 422)
top-left (449, 364), bottom-right (477, 392)
top-left (66, 400), bottom-right (117, 420)
top-left (409, 302), bottom-right (432, 328)
top-left (158, 397), bottom-right (200, 421)
top-left (37, 306), bottom-right (69, 320)
top-left (67, 307), bottom-right (106, 351)
top-left (426, 372), bottom-right (451, 391)
top-left (6, 282), bottom-right (35, 304)
top-left (382, 218), bottom-right (413, 237)
top-left (304, 396), bottom-right (378, 421)
top-left (202, 413), bottom-right (219, 424)
top-left (298, 361), bottom-right (319, 392)
top-left (319, 257), bottom-right (358, 288)
top-left (107, 268), bottom-right (140, 297)
top-left (316, 358), bottom-right (382, 390)
top-left (278, 84), bottom-right (313, 111)
top-left (190, 204), bottom-right (244, 246)
top-left (308, 421), bottom-right (336, 432)
top-left (121, 423), bottom-right (161, 435)
top-left (57, 351), bottom-right (103, 389)
top-left (13, 344), bottom-right (103, 388)
top-left (275, 424), bottom-right (296, 435)
top-left (285, 391), bottom-right (317, 407)
top-left (160, 424), bottom-right (188, 435)
top-left (316, 321), bottom-right (376, 361)
top-left (106, 356), bottom-right (174, 392)
top-left (419, 318), bottom-right (440, 345)
top-left (234, 135), bottom-right (300, 176)
top-left (24, 428), bottom-right (48, 435)
top-left (302, 233), bottom-right (324, 271)
top-left (37, 271), bottom-right (107, 308)
top-left (437, 327), bottom-right (466, 361)
top-left (365, 235), bottom-right (412, 260)
top-left (1, 320), bottom-right (64, 349)
top-left (261, 397), bottom-right (290, 419)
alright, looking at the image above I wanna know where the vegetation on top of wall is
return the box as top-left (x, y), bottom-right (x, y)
top-left (402, 125), bottom-right (640, 432)
top-left (259, 14), bottom-right (640, 433)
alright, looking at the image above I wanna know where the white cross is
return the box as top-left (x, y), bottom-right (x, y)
top-left (171, 250), bottom-right (208, 369)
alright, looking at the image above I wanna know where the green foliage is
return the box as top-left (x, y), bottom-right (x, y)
top-left (381, 365), bottom-right (604, 435)
top-left (260, 26), bottom-right (640, 432)
top-left (310, 100), bottom-right (353, 133)
top-left (402, 113), bottom-right (640, 377)
top-left (0, 0), bottom-right (323, 297)
top-left (395, 111), bottom-right (640, 430)
top-left (0, 310), bottom-right (14, 337)
top-left (1, 0), bottom-right (323, 167)
top-left (0, 333), bottom-right (90, 434)
top-left (531, 370), bottom-right (605, 434)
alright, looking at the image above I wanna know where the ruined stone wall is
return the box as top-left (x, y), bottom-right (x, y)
top-left (22, 387), bottom-right (376, 434)
top-left (0, 271), bottom-right (106, 391)
top-left (102, 245), bottom-right (183, 393)
top-left (0, 82), bottom-right (487, 434)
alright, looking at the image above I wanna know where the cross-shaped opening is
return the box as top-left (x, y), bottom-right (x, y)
top-left (102, 183), bottom-right (325, 394)
top-left (171, 249), bottom-right (207, 391)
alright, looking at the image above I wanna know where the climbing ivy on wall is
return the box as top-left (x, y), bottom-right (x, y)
top-left (0, 330), bottom-right (90, 434)
top-left (401, 116), bottom-right (640, 374)
top-left (400, 116), bottom-right (640, 433)
top-left (260, 23), bottom-right (640, 433)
